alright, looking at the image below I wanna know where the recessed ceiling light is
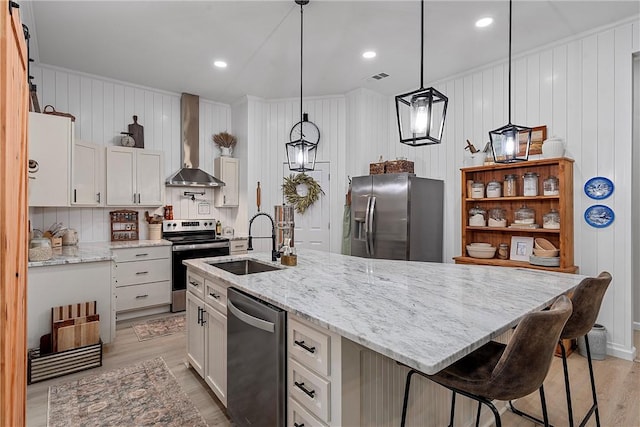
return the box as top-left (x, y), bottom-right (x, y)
top-left (362, 51), bottom-right (377, 59)
top-left (213, 60), bottom-right (227, 68)
top-left (475, 17), bottom-right (493, 28)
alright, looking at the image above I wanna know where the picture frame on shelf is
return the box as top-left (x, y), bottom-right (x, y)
top-left (510, 236), bottom-right (534, 261)
top-left (518, 125), bottom-right (547, 156)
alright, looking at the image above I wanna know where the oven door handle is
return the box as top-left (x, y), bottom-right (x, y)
top-left (172, 242), bottom-right (231, 251)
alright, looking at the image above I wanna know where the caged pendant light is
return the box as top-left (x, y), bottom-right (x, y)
top-left (395, 0), bottom-right (448, 146)
top-left (489, 0), bottom-right (532, 163)
top-left (286, 0), bottom-right (317, 172)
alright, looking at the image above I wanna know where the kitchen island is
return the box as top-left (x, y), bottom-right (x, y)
top-left (185, 249), bottom-right (586, 426)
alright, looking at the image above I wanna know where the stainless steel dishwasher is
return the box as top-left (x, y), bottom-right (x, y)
top-left (227, 287), bottom-right (286, 427)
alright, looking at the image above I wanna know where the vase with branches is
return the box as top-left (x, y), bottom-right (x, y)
top-left (212, 131), bottom-right (237, 157)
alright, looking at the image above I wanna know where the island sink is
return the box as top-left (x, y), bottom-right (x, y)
top-left (207, 259), bottom-right (283, 275)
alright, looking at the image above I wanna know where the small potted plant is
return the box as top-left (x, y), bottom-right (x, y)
top-left (212, 131), bottom-right (237, 157)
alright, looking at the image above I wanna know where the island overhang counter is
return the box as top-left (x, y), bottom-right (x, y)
top-left (184, 249), bottom-right (584, 376)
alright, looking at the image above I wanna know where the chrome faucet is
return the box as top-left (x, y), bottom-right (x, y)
top-left (248, 212), bottom-right (280, 262)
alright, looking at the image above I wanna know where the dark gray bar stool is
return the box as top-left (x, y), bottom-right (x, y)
top-left (400, 295), bottom-right (573, 427)
top-left (509, 271), bottom-right (612, 427)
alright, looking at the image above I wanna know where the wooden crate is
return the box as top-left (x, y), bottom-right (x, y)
top-left (28, 339), bottom-right (103, 384)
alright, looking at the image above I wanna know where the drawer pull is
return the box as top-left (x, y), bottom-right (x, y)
top-left (294, 340), bottom-right (316, 354)
top-left (135, 253), bottom-right (149, 257)
top-left (209, 292), bottom-right (220, 299)
top-left (135, 294), bottom-right (149, 299)
top-left (294, 423), bottom-right (305, 427)
top-left (294, 381), bottom-right (315, 398)
top-left (135, 271), bottom-right (149, 275)
top-left (189, 280), bottom-right (200, 287)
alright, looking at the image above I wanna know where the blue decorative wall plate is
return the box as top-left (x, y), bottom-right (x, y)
top-left (584, 205), bottom-right (614, 228)
top-left (584, 177), bottom-right (614, 200)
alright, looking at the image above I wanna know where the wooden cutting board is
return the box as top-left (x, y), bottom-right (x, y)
top-left (55, 314), bottom-right (100, 352)
top-left (128, 115), bottom-right (144, 148)
top-left (52, 301), bottom-right (96, 323)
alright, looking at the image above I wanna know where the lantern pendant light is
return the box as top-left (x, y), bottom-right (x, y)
top-left (489, 0), bottom-right (532, 163)
top-left (286, 0), bottom-right (318, 172)
top-left (395, 0), bottom-right (448, 146)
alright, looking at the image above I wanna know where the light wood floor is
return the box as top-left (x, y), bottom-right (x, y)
top-left (27, 316), bottom-right (640, 427)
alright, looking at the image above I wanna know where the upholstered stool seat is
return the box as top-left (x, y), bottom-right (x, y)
top-left (401, 295), bottom-right (573, 427)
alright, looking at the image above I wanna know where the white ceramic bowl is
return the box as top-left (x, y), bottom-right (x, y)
top-left (466, 245), bottom-right (497, 259)
top-left (469, 242), bottom-right (492, 247)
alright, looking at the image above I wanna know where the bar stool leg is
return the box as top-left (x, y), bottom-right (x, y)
top-left (559, 340), bottom-right (575, 426)
top-left (475, 399), bottom-right (481, 427)
top-left (539, 385), bottom-right (551, 427)
top-left (582, 335), bottom-right (601, 427)
top-left (448, 391), bottom-right (456, 427)
top-left (401, 370), bottom-right (417, 427)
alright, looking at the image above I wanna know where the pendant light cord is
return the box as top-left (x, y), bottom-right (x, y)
top-left (419, 0), bottom-right (424, 89)
top-left (299, 2), bottom-right (304, 136)
top-left (508, 0), bottom-right (512, 125)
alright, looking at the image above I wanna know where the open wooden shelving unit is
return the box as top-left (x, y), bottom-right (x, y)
top-left (453, 157), bottom-right (578, 273)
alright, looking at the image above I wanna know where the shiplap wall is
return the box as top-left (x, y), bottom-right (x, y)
top-left (28, 64), bottom-right (237, 241)
top-left (634, 54), bottom-right (640, 327)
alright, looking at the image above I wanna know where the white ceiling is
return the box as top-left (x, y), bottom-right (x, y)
top-left (25, 0), bottom-right (639, 104)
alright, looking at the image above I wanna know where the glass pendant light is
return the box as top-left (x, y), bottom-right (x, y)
top-left (395, 0), bottom-right (448, 146)
top-left (490, 0), bottom-right (532, 163)
top-left (286, 0), bottom-right (317, 172)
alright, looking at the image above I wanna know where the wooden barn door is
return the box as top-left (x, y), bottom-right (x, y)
top-left (1, 2), bottom-right (29, 425)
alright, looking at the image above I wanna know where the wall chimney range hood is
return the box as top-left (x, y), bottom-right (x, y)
top-left (165, 93), bottom-right (226, 187)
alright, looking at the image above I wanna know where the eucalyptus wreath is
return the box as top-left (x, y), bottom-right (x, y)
top-left (282, 173), bottom-right (325, 214)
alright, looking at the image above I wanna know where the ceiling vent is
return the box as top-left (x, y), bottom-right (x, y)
top-left (371, 72), bottom-right (389, 80)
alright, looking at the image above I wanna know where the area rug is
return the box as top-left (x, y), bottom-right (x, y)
top-left (47, 357), bottom-right (207, 427)
top-left (132, 313), bottom-right (186, 342)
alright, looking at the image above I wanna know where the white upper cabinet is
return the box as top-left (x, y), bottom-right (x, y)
top-left (72, 140), bottom-right (104, 206)
top-left (214, 157), bottom-right (239, 207)
top-left (28, 112), bottom-right (72, 207)
top-left (106, 146), bottom-right (164, 206)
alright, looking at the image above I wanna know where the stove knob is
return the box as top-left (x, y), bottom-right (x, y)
top-left (171, 223), bottom-right (177, 227)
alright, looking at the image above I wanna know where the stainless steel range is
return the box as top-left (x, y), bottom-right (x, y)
top-left (163, 219), bottom-right (230, 312)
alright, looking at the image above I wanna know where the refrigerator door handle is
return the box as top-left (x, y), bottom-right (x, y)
top-left (368, 196), bottom-right (376, 256)
top-left (364, 196), bottom-right (372, 256)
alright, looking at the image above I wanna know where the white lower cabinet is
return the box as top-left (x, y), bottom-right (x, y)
top-left (112, 246), bottom-right (171, 319)
top-left (186, 272), bottom-right (227, 406)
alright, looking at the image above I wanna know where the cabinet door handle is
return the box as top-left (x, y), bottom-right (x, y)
top-left (294, 423), bottom-right (305, 427)
top-left (223, 195), bottom-right (226, 204)
top-left (97, 192), bottom-right (101, 203)
top-left (135, 271), bottom-right (149, 275)
top-left (197, 306), bottom-right (202, 325)
top-left (209, 292), bottom-right (220, 299)
top-left (133, 193), bottom-right (137, 203)
top-left (74, 189), bottom-right (77, 203)
top-left (189, 280), bottom-right (200, 287)
top-left (135, 294), bottom-right (148, 299)
top-left (294, 340), bottom-right (316, 354)
top-left (137, 193), bottom-right (141, 204)
top-left (294, 381), bottom-right (315, 399)
top-left (135, 253), bottom-right (149, 257)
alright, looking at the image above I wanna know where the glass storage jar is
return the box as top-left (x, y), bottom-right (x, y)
top-left (470, 182), bottom-right (484, 199)
top-left (514, 205), bottom-right (536, 224)
top-left (486, 181), bottom-right (502, 198)
top-left (543, 175), bottom-right (559, 196)
top-left (488, 207), bottom-right (507, 227)
top-left (498, 243), bottom-right (509, 259)
top-left (29, 237), bottom-right (53, 262)
top-left (523, 172), bottom-right (539, 196)
top-left (468, 205), bottom-right (486, 227)
top-left (503, 174), bottom-right (518, 197)
top-left (543, 209), bottom-right (561, 229)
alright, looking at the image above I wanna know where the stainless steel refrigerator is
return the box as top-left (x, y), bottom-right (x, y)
top-left (351, 173), bottom-right (443, 262)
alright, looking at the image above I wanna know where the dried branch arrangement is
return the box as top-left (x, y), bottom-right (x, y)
top-left (212, 132), bottom-right (238, 148)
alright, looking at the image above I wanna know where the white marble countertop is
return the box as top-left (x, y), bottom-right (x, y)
top-left (28, 240), bottom-right (172, 267)
top-left (184, 249), bottom-right (587, 375)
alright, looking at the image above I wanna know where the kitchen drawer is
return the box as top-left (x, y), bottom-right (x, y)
top-left (114, 258), bottom-right (170, 287)
top-left (289, 317), bottom-right (331, 376)
top-left (289, 396), bottom-right (328, 427)
top-left (187, 270), bottom-right (205, 300)
top-left (112, 246), bottom-right (169, 262)
top-left (229, 239), bottom-right (248, 254)
top-left (204, 278), bottom-right (227, 314)
top-left (116, 280), bottom-right (170, 312)
top-left (289, 359), bottom-right (331, 423)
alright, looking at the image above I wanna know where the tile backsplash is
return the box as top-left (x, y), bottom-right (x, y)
top-left (29, 187), bottom-right (240, 242)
